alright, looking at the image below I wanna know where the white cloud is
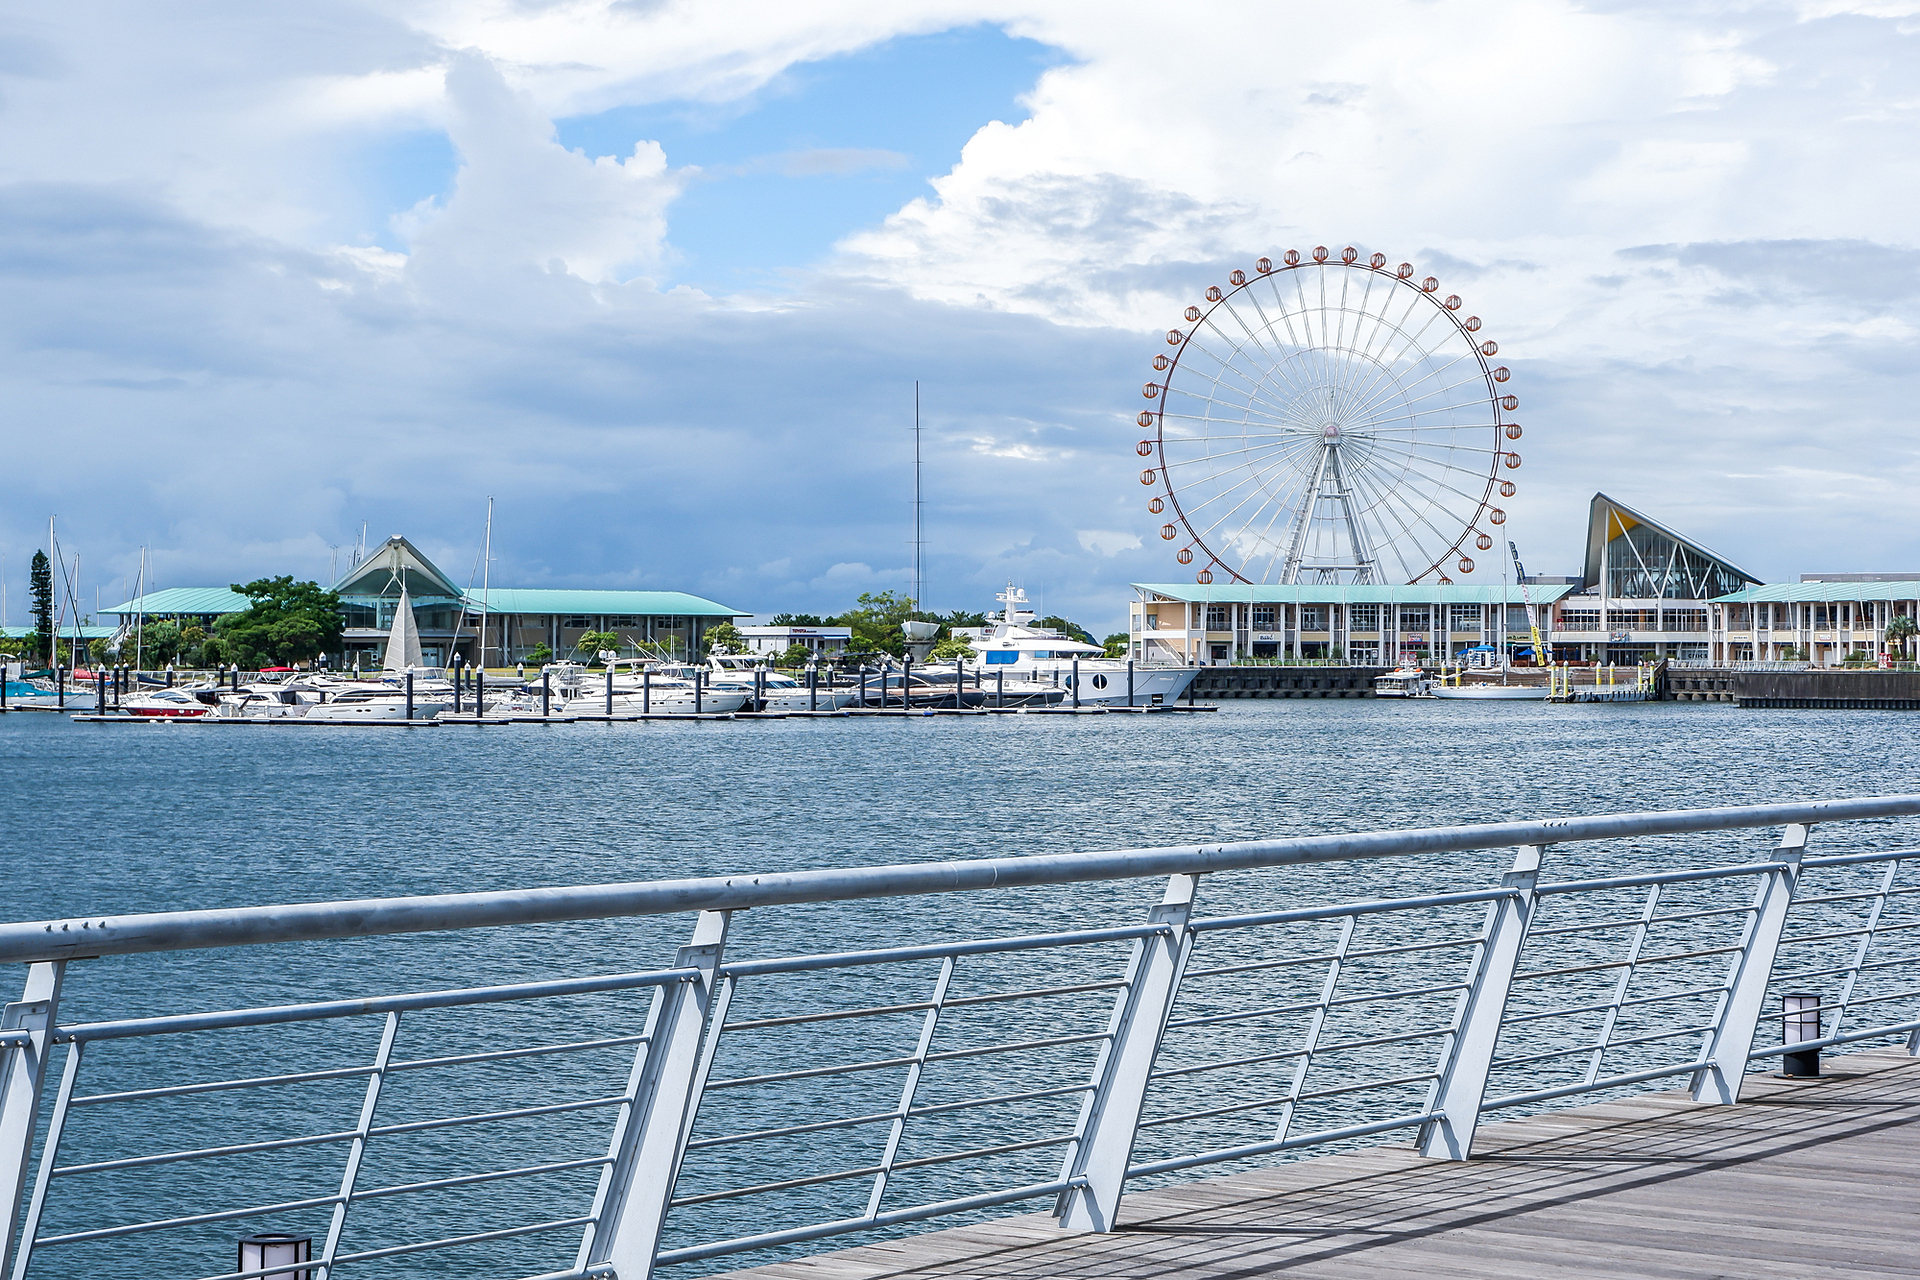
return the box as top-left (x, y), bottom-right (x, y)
top-left (1077, 530), bottom-right (1140, 557)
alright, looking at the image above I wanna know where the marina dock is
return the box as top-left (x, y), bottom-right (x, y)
top-left (716, 1047), bottom-right (1920, 1280)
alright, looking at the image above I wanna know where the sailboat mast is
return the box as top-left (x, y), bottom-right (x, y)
top-left (135, 546), bottom-right (146, 672)
top-left (912, 382), bottom-right (923, 617)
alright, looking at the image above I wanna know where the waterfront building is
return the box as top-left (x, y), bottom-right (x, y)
top-left (1128, 583), bottom-right (1576, 665)
top-left (103, 535), bottom-right (746, 667)
top-left (737, 625), bottom-right (852, 659)
top-left (1546, 493), bottom-right (1761, 664)
top-left (1708, 574), bottom-right (1920, 664)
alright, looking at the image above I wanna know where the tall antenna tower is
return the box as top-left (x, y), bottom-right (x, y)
top-left (912, 381), bottom-right (924, 617)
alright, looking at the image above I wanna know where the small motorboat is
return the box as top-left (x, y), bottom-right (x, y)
top-left (122, 687), bottom-right (214, 718)
top-left (1372, 667), bottom-right (1430, 698)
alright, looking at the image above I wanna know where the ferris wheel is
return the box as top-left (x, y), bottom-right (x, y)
top-left (1137, 245), bottom-right (1521, 585)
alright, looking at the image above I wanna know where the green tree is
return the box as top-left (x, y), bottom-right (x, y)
top-left (29, 550), bottom-right (52, 663)
top-left (831, 591), bottom-right (918, 657)
top-left (940, 609), bottom-right (987, 629)
top-left (777, 642), bottom-right (813, 667)
top-left (139, 620), bottom-right (183, 668)
top-left (1040, 615), bottom-right (1096, 646)
top-left (522, 642), bottom-right (553, 667)
top-left (1102, 632), bottom-right (1129, 658)
top-left (705, 621), bottom-right (745, 654)
top-left (930, 635), bottom-right (975, 663)
top-left (1887, 614), bottom-right (1916, 663)
top-left (211, 577), bottom-right (343, 668)
top-left (770, 613), bottom-right (825, 626)
top-left (577, 631), bottom-right (621, 664)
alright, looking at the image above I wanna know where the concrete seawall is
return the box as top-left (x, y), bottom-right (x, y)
top-left (1189, 667), bottom-right (1389, 699)
top-left (1669, 668), bottom-right (1920, 708)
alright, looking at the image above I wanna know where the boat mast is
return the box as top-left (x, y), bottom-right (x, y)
top-left (135, 545), bottom-right (146, 672)
top-left (912, 382), bottom-right (923, 618)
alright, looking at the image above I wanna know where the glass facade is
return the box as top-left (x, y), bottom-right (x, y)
top-left (1606, 522), bottom-right (1749, 599)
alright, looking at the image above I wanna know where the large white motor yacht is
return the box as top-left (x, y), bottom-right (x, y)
top-left (961, 587), bottom-right (1198, 706)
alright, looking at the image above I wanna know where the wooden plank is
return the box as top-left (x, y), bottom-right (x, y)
top-left (706, 1048), bottom-right (1920, 1279)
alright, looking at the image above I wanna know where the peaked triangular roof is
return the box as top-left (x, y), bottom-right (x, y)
top-left (333, 536), bottom-right (463, 599)
top-left (1583, 493), bottom-right (1759, 591)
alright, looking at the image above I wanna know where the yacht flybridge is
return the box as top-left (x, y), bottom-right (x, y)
top-left (968, 586), bottom-right (1198, 706)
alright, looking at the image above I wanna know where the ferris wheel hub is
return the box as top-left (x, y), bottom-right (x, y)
top-left (1321, 423), bottom-right (1341, 441)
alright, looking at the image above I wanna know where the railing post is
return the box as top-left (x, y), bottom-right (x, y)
top-left (1056, 873), bottom-right (1197, 1232)
top-left (0, 961), bottom-right (64, 1276)
top-left (581, 910), bottom-right (730, 1279)
top-left (1419, 844), bottom-right (1541, 1160)
top-left (1693, 823), bottom-right (1809, 1104)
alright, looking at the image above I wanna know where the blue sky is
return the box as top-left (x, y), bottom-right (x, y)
top-left (0, 3), bottom-right (1916, 633)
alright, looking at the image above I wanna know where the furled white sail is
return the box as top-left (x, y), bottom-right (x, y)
top-left (384, 586), bottom-right (425, 671)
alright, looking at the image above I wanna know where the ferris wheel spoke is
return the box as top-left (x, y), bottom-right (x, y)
top-left (1344, 465), bottom-right (1430, 581)
top-left (1350, 445), bottom-right (1493, 513)
top-left (1164, 438), bottom-right (1308, 473)
top-left (1349, 465), bottom-right (1457, 581)
top-left (1352, 402), bottom-right (1501, 436)
top-left (1327, 271), bottom-right (1388, 408)
top-left (1159, 426), bottom-right (1322, 445)
top-left (1347, 304), bottom-right (1451, 416)
top-left (1362, 463), bottom-right (1473, 563)
top-left (1210, 296), bottom-right (1288, 374)
top-left (1344, 293), bottom-right (1443, 417)
top-left (1183, 460), bottom-right (1314, 551)
top-left (1178, 337), bottom-right (1317, 423)
top-left (1161, 388), bottom-right (1295, 428)
top-left (1351, 368), bottom-right (1490, 426)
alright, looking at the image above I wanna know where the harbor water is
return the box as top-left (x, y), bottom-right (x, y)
top-left (4, 701), bottom-right (1917, 1276)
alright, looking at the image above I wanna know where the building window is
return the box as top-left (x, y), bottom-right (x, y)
top-left (1251, 606), bottom-right (1275, 630)
top-left (1449, 604), bottom-right (1483, 631)
top-left (1299, 607), bottom-right (1325, 631)
top-left (562, 617), bottom-right (592, 630)
top-left (1144, 613), bottom-right (1159, 631)
top-left (1205, 606), bottom-right (1229, 631)
top-left (1606, 609), bottom-right (1654, 630)
top-left (1662, 609), bottom-right (1707, 633)
top-left (1349, 605), bottom-right (1380, 632)
top-left (1398, 608), bottom-right (1430, 633)
top-left (1558, 609), bottom-right (1599, 630)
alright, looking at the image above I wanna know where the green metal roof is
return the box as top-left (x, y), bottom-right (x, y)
top-left (459, 589), bottom-right (747, 618)
top-left (1133, 582), bottom-right (1578, 605)
top-left (101, 587), bottom-right (253, 616)
top-left (0, 625), bottom-right (118, 639)
top-left (1711, 582), bottom-right (1920, 603)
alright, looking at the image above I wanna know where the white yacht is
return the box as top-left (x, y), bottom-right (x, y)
top-left (961, 587), bottom-right (1198, 706)
top-left (707, 655), bottom-right (859, 711)
top-left (540, 661), bottom-right (750, 714)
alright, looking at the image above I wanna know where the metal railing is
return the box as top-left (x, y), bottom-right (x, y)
top-left (4, 797), bottom-right (1920, 1278)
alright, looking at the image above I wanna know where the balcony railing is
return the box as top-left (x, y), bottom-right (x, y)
top-left (3, 797), bottom-right (1919, 1278)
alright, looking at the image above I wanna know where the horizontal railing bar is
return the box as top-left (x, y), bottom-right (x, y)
top-left (70, 1063), bottom-right (374, 1107)
top-left (1127, 1109), bottom-right (1439, 1179)
top-left (1746, 1016), bottom-right (1920, 1058)
top-left (52, 1128), bottom-right (356, 1177)
top-left (13, 797), bottom-right (1916, 963)
top-left (1151, 1022), bottom-right (1452, 1082)
top-left (1790, 886), bottom-right (1920, 906)
top-left (706, 1028), bottom-right (1111, 1091)
top-left (719, 925), bottom-right (1165, 980)
top-left (387, 1032), bottom-right (652, 1073)
top-left (1515, 943), bottom-right (1742, 984)
top-left (1167, 978), bottom-right (1468, 1032)
top-left (722, 977), bottom-right (1129, 1035)
top-left (1801, 846), bottom-right (1920, 868)
top-left (1780, 921), bottom-right (1920, 946)
top-left (352, 1154), bottom-right (612, 1203)
top-left (1140, 1069), bottom-right (1441, 1131)
top-left (1530, 901), bottom-right (1757, 937)
top-left (1192, 886), bottom-right (1516, 933)
top-left (670, 1133), bottom-right (1075, 1208)
top-left (1534, 861), bottom-right (1784, 897)
top-left (1183, 931), bottom-right (1486, 980)
top-left (1502, 982), bottom-right (1725, 1027)
top-left (367, 1093), bottom-right (628, 1139)
top-left (653, 1177), bottom-right (1085, 1266)
top-left (1772, 953), bottom-right (1920, 983)
top-left (1481, 1059), bottom-right (1710, 1111)
top-left (686, 1081), bottom-right (1093, 1153)
top-left (34, 1187), bottom-right (345, 1246)
top-left (1491, 1023), bottom-right (1714, 1070)
top-left (54, 968), bottom-right (695, 1042)
top-left (325, 1215), bottom-right (595, 1266)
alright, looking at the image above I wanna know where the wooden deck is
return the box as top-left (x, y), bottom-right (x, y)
top-left (716, 1047), bottom-right (1920, 1279)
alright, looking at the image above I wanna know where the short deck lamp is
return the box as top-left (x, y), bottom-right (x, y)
top-left (1781, 992), bottom-right (1822, 1078)
top-left (237, 1233), bottom-right (310, 1280)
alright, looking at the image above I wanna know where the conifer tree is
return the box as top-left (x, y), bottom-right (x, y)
top-left (29, 550), bottom-right (52, 663)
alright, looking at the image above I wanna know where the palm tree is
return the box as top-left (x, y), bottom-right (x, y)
top-left (1886, 613), bottom-right (1916, 665)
